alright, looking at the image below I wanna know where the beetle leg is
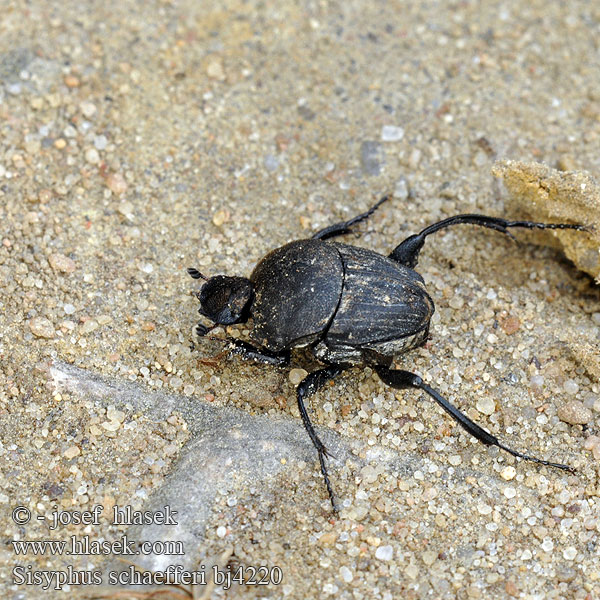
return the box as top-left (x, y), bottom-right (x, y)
top-left (312, 195), bottom-right (390, 241)
top-left (389, 214), bottom-right (587, 268)
top-left (375, 367), bottom-right (576, 473)
top-left (296, 366), bottom-right (345, 510)
top-left (227, 340), bottom-right (291, 367)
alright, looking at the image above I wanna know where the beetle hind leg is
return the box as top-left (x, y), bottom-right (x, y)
top-left (389, 214), bottom-right (587, 268)
top-left (296, 366), bottom-right (345, 510)
top-left (312, 195), bottom-right (390, 241)
top-left (375, 366), bottom-right (575, 473)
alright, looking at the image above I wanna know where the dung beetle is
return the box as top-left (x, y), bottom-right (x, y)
top-left (189, 196), bottom-right (585, 510)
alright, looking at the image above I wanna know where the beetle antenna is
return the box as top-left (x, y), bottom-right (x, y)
top-left (188, 267), bottom-right (209, 280)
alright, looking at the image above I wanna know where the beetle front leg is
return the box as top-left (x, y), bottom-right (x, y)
top-left (389, 214), bottom-right (586, 268)
top-left (312, 195), bottom-right (390, 241)
top-left (296, 366), bottom-right (345, 511)
top-left (375, 366), bottom-right (575, 473)
top-left (193, 327), bottom-right (290, 367)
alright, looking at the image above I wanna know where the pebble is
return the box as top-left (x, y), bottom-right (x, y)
top-left (500, 315), bottom-right (520, 335)
top-left (64, 446), bottom-right (81, 459)
top-left (29, 317), bottom-right (55, 338)
top-left (339, 566), bottom-right (353, 583)
top-left (101, 420), bottom-right (120, 432)
top-left (381, 125), bottom-right (404, 142)
top-left (500, 466), bottom-right (516, 480)
top-left (562, 546), bottom-right (577, 561)
top-left (375, 545), bottom-right (394, 561)
top-left (557, 400), bottom-right (592, 425)
top-left (85, 148), bottom-right (100, 164)
top-left (106, 172), bottom-right (128, 195)
top-left (64, 74), bottom-right (80, 87)
top-left (360, 465), bottom-right (378, 484)
top-left (216, 526), bottom-right (227, 538)
top-left (476, 396), bottom-right (495, 416)
top-left (206, 57), bottom-right (225, 81)
top-left (422, 550), bottom-right (437, 565)
top-left (81, 319), bottom-right (99, 334)
top-left (94, 135), bottom-right (108, 150)
top-left (48, 253), bottom-right (76, 273)
top-left (563, 379), bottom-right (579, 395)
top-left (80, 101), bottom-right (97, 118)
top-left (394, 177), bottom-right (409, 200)
top-left (360, 141), bottom-right (383, 176)
top-left (289, 368), bottom-right (308, 385)
top-left (583, 436), bottom-right (600, 459)
top-left (212, 209), bottom-right (229, 227)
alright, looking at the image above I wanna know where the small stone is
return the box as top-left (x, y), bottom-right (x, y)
top-left (101, 420), bottom-right (120, 432)
top-left (106, 172), bottom-right (128, 195)
top-left (394, 177), bottom-right (409, 200)
top-left (381, 125), bottom-right (404, 142)
top-left (360, 141), bottom-right (383, 176)
top-left (449, 296), bottom-right (464, 309)
top-left (89, 425), bottom-right (102, 436)
top-left (107, 408), bottom-right (126, 423)
top-left (29, 317), bottom-right (55, 338)
top-left (64, 446), bottom-right (80, 459)
top-left (216, 526), bottom-right (227, 538)
top-left (206, 57), bottom-right (225, 80)
top-left (583, 435), bottom-right (600, 459)
top-left (64, 74), bottom-right (80, 87)
top-left (54, 138), bottom-right (67, 149)
top-left (557, 400), bottom-right (592, 425)
top-left (500, 315), bottom-right (520, 335)
top-left (500, 466), bottom-right (516, 480)
top-left (48, 253), bottom-right (76, 273)
top-left (563, 546), bottom-right (577, 560)
top-left (360, 465), bottom-right (378, 484)
top-left (80, 319), bottom-right (99, 334)
top-left (375, 545), bottom-right (394, 561)
top-left (563, 379), bottom-right (579, 395)
top-left (85, 148), bottom-right (100, 164)
top-left (503, 486), bottom-right (516, 499)
top-left (289, 368), bottom-right (308, 385)
top-left (422, 550), bottom-right (437, 565)
top-left (318, 531), bottom-right (336, 546)
top-left (212, 209), bottom-right (229, 226)
top-left (476, 396), bottom-right (495, 416)
top-left (505, 580), bottom-right (519, 597)
top-left (339, 566), bottom-right (353, 583)
top-left (94, 135), bottom-right (108, 150)
top-left (80, 101), bottom-right (97, 118)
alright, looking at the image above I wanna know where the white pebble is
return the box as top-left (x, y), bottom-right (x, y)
top-left (381, 125), bottom-right (404, 142)
top-left (563, 379), bottom-right (579, 395)
top-left (85, 148), bottom-right (100, 164)
top-left (289, 368), bottom-right (308, 385)
top-left (476, 397), bottom-right (495, 416)
top-left (80, 101), bottom-right (97, 118)
top-left (541, 538), bottom-right (554, 552)
top-left (563, 547), bottom-right (577, 560)
top-left (216, 526), bottom-right (227, 538)
top-left (375, 545), bottom-right (394, 561)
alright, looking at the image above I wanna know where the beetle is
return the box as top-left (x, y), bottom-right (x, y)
top-left (188, 196), bottom-right (585, 510)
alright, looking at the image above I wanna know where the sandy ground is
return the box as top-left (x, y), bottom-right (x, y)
top-left (1, 1), bottom-right (599, 599)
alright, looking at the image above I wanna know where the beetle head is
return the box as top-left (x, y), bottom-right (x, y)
top-left (197, 275), bottom-right (254, 325)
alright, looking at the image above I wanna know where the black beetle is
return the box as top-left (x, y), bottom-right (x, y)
top-left (189, 196), bottom-right (585, 510)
